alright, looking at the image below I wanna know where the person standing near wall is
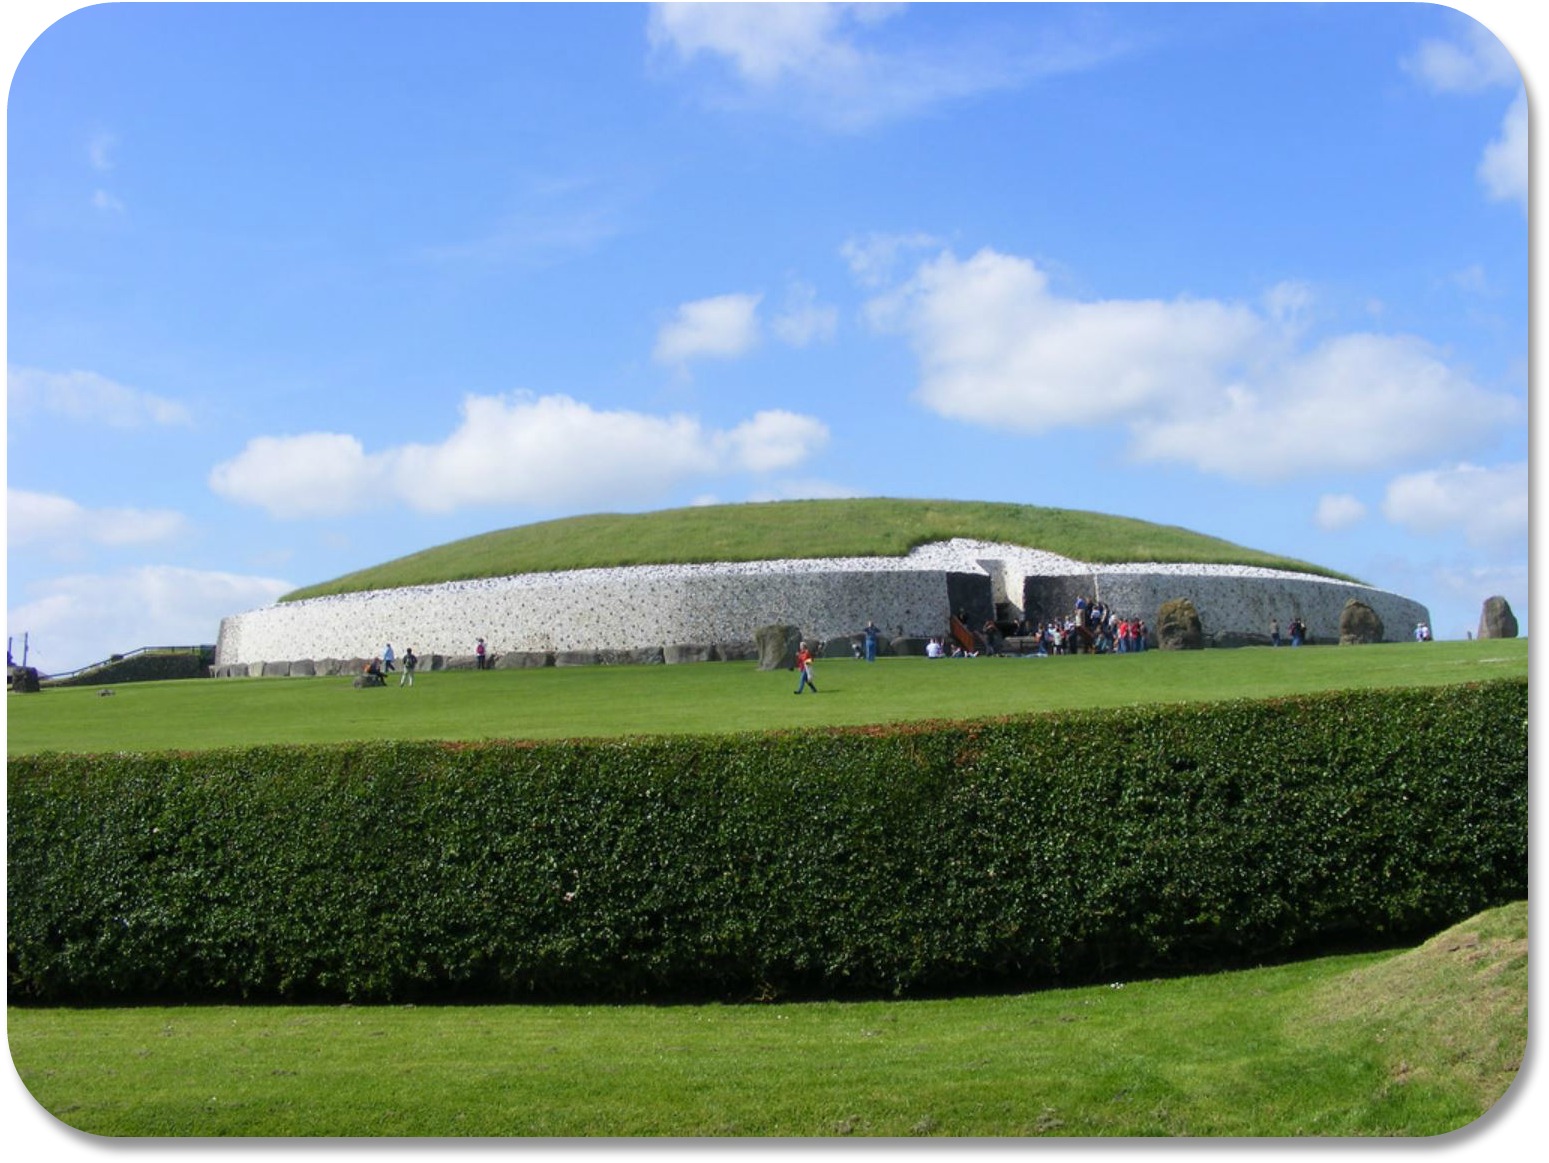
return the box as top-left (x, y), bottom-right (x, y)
top-left (475, 637), bottom-right (487, 670)
top-left (862, 619), bottom-right (882, 662)
top-left (400, 647), bottom-right (417, 686)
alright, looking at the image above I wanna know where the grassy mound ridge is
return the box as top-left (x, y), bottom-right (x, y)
top-left (281, 498), bottom-right (1355, 601)
top-left (1296, 901), bottom-right (1526, 1111)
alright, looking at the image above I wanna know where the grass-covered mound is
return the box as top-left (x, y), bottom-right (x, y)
top-left (281, 497), bottom-right (1356, 601)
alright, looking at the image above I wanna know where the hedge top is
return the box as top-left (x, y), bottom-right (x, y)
top-left (281, 497), bottom-right (1354, 602)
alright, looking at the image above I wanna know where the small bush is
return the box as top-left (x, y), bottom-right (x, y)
top-left (7, 680), bottom-right (1526, 1004)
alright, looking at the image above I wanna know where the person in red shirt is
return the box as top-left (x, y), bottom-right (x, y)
top-left (794, 642), bottom-right (818, 694)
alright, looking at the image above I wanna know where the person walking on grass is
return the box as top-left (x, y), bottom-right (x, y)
top-left (383, 643), bottom-right (396, 672)
top-left (794, 641), bottom-right (818, 694)
top-left (400, 647), bottom-right (417, 687)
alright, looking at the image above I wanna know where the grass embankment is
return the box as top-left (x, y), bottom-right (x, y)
top-left (8, 902), bottom-right (1524, 1136)
top-left (280, 497), bottom-right (1355, 601)
top-left (6, 638), bottom-right (1522, 756)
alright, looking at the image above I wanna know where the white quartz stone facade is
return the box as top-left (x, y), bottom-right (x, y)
top-left (213, 540), bottom-right (1431, 670)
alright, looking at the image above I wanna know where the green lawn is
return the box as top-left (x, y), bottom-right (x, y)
top-left (6, 638), bottom-right (1525, 756)
top-left (7, 902), bottom-right (1524, 1137)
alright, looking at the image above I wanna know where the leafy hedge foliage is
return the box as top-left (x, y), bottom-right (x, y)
top-left (8, 680), bottom-right (1526, 1004)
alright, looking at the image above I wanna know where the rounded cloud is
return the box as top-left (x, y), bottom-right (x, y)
top-left (866, 245), bottom-right (1521, 481)
top-left (1381, 461), bottom-right (1527, 547)
top-left (208, 432), bottom-right (386, 519)
top-left (716, 410), bottom-right (831, 473)
top-left (653, 292), bottom-right (763, 366)
top-left (648, 0), bottom-right (864, 87)
top-left (209, 393), bottom-right (830, 519)
top-left (1478, 90), bottom-right (1527, 211)
top-left (870, 248), bottom-right (1263, 432)
top-left (1400, 22), bottom-right (1519, 93)
top-left (1313, 493), bottom-right (1368, 532)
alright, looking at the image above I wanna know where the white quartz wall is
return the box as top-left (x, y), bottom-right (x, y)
top-left (214, 540), bottom-right (1431, 667)
top-left (215, 564), bottom-right (956, 666)
top-left (1085, 567), bottom-right (1429, 645)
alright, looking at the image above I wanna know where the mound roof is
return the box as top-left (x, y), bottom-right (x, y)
top-left (280, 497), bottom-right (1355, 603)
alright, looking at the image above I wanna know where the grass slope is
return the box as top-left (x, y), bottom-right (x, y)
top-left (6, 639), bottom-right (1524, 756)
top-left (9, 903), bottom-right (1524, 1136)
top-left (280, 497), bottom-right (1357, 601)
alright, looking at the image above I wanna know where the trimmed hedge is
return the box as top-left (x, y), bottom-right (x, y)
top-left (7, 680), bottom-right (1527, 1004)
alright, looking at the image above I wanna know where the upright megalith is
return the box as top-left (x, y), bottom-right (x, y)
top-left (1156, 599), bottom-right (1204, 650)
top-left (1338, 599), bottom-right (1384, 645)
top-left (756, 624), bottom-right (802, 671)
top-left (1478, 595), bottom-right (1519, 639)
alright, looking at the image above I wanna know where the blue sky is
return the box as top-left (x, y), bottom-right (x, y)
top-left (4, 1), bottom-right (1531, 674)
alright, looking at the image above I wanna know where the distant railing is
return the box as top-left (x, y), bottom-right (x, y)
top-left (38, 645), bottom-right (215, 684)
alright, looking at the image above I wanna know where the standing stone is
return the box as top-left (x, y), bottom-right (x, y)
top-left (755, 624), bottom-right (803, 671)
top-left (1478, 595), bottom-right (1519, 639)
top-left (494, 651), bottom-right (553, 669)
top-left (1156, 599), bottom-right (1204, 650)
top-left (1338, 599), bottom-right (1384, 645)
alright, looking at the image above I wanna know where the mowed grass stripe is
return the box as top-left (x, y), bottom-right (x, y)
top-left (6, 638), bottom-right (1526, 755)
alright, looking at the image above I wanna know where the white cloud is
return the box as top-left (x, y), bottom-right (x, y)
top-left (208, 432), bottom-right (388, 519)
top-left (1381, 462), bottom-right (1527, 547)
top-left (770, 281), bottom-right (839, 347)
top-left (653, 292), bottom-right (763, 366)
top-left (1401, 22), bottom-right (1519, 93)
top-left (1313, 494), bottom-right (1368, 532)
top-left (1262, 280), bottom-right (1314, 330)
top-left (715, 410), bottom-right (831, 472)
top-left (648, 2), bottom-right (1126, 131)
top-left (209, 393), bottom-right (830, 518)
top-left (1401, 23), bottom-right (1525, 215)
top-left (1132, 332), bottom-right (1518, 480)
top-left (841, 232), bottom-right (941, 289)
top-left (1478, 90), bottom-right (1527, 212)
top-left (7, 489), bottom-right (187, 550)
top-left (864, 246), bottom-right (1521, 481)
top-left (648, 1), bottom-right (871, 87)
top-left (869, 247), bottom-right (1262, 431)
top-left (92, 188), bottom-right (126, 214)
top-left (8, 366), bottom-right (192, 428)
top-left (7, 566), bottom-right (294, 675)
